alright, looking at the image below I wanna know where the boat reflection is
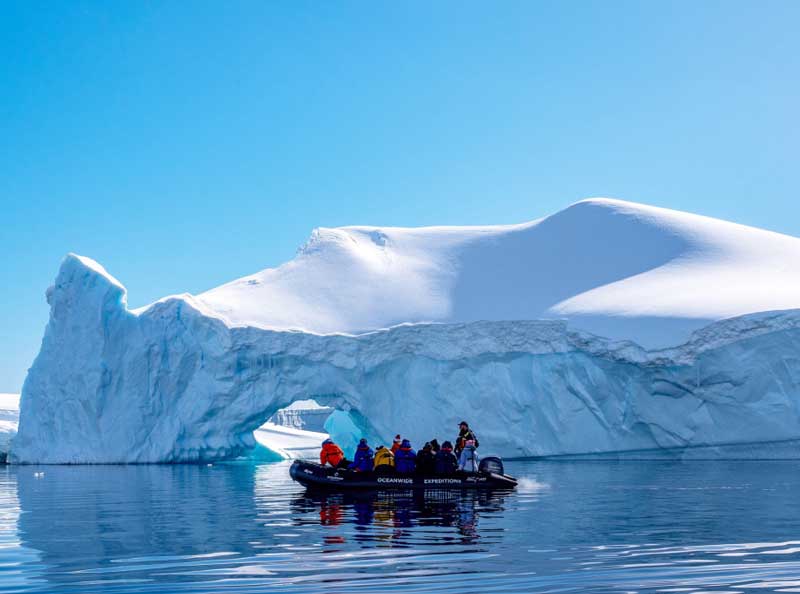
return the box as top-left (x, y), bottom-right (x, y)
top-left (292, 488), bottom-right (510, 543)
top-left (11, 462), bottom-right (512, 590)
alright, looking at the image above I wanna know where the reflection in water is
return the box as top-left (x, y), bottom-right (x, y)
top-left (8, 463), bottom-right (514, 592)
top-left (15, 464), bottom-right (265, 590)
top-left (5, 461), bottom-right (800, 593)
top-left (292, 488), bottom-right (509, 543)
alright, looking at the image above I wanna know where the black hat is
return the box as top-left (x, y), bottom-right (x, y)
top-left (459, 421), bottom-right (468, 427)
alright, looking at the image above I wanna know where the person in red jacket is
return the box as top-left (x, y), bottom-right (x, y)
top-left (390, 434), bottom-right (402, 454)
top-left (320, 438), bottom-right (348, 469)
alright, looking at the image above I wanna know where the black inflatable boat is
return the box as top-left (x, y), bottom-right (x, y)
top-left (289, 458), bottom-right (518, 490)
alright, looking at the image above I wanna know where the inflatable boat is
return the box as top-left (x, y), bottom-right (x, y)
top-left (289, 458), bottom-right (518, 490)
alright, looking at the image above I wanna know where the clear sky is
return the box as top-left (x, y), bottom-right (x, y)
top-left (2, 1), bottom-right (799, 392)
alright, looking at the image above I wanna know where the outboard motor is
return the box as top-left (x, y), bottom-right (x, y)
top-left (479, 456), bottom-right (504, 475)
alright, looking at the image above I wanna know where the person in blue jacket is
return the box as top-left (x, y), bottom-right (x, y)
top-left (458, 439), bottom-right (480, 473)
top-left (394, 439), bottom-right (417, 473)
top-left (349, 438), bottom-right (374, 472)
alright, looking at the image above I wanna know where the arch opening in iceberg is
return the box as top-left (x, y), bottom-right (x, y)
top-left (252, 397), bottom-right (372, 461)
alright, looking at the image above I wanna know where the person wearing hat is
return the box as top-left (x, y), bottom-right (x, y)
top-left (454, 421), bottom-right (479, 457)
top-left (319, 438), bottom-right (348, 469)
top-left (458, 439), bottom-right (480, 473)
top-left (390, 434), bottom-right (403, 454)
top-left (434, 440), bottom-right (459, 474)
top-left (394, 438), bottom-right (417, 474)
top-left (349, 438), bottom-right (374, 472)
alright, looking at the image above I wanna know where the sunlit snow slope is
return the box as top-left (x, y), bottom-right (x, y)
top-left (197, 198), bottom-right (800, 348)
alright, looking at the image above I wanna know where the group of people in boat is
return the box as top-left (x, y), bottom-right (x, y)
top-left (319, 421), bottom-right (481, 475)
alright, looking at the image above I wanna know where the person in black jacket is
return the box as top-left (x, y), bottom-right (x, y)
top-left (434, 441), bottom-right (459, 474)
top-left (455, 421), bottom-right (478, 457)
top-left (416, 442), bottom-right (435, 474)
top-left (430, 439), bottom-right (440, 454)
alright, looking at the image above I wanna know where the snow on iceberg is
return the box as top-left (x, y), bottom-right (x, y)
top-left (11, 199), bottom-right (800, 463)
top-left (196, 197), bottom-right (800, 348)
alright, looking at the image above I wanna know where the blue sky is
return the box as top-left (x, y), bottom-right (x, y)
top-left (2, 1), bottom-right (799, 392)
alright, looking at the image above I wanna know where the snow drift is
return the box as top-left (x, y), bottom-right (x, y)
top-left (197, 198), bottom-right (800, 348)
top-left (11, 199), bottom-right (800, 463)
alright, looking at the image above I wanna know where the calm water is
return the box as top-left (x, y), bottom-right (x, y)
top-left (2, 460), bottom-right (800, 593)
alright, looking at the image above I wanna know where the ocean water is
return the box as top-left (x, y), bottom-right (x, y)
top-left (2, 460), bottom-right (800, 593)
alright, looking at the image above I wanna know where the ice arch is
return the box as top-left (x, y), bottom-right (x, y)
top-left (12, 255), bottom-right (800, 463)
top-left (250, 399), bottom-right (369, 461)
top-left (10, 255), bottom-right (439, 463)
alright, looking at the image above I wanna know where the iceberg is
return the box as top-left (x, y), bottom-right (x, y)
top-left (0, 394), bottom-right (19, 462)
top-left (253, 423), bottom-right (328, 460)
top-left (11, 199), bottom-right (800, 463)
top-left (267, 399), bottom-right (333, 432)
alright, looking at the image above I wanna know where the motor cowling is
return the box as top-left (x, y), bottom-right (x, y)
top-left (479, 456), bottom-right (504, 475)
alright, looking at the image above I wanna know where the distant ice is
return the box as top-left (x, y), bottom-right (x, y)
top-left (0, 394), bottom-right (19, 458)
top-left (253, 423), bottom-right (328, 460)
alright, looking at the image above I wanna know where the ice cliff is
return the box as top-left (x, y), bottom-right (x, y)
top-left (11, 199), bottom-right (800, 463)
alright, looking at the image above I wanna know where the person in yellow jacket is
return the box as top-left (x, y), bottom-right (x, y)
top-left (373, 445), bottom-right (395, 474)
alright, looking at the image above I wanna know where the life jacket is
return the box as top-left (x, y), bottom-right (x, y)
top-left (434, 447), bottom-right (458, 474)
top-left (456, 428), bottom-right (478, 453)
top-left (350, 444), bottom-right (374, 472)
top-left (373, 446), bottom-right (395, 468)
top-left (320, 442), bottom-right (345, 467)
top-left (395, 445), bottom-right (417, 473)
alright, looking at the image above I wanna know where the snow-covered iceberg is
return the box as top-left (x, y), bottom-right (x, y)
top-left (11, 199), bottom-right (800, 463)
